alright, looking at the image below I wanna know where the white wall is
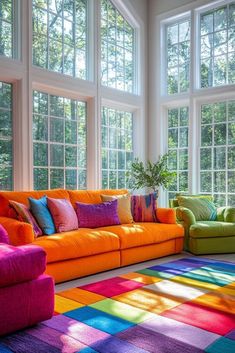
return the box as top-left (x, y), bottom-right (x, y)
top-left (149, 0), bottom-right (197, 15)
top-left (148, 0), bottom-right (198, 163)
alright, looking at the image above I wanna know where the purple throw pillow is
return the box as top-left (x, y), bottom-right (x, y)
top-left (76, 199), bottom-right (120, 228)
top-left (0, 224), bottom-right (9, 244)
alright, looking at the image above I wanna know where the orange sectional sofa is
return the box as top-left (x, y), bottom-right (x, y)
top-left (0, 189), bottom-right (184, 283)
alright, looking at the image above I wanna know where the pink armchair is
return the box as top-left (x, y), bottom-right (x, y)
top-left (0, 242), bottom-right (54, 336)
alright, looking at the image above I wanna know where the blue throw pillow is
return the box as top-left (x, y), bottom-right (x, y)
top-left (29, 196), bottom-right (56, 235)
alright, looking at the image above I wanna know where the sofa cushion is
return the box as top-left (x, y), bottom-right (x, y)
top-left (33, 229), bottom-right (120, 263)
top-left (190, 221), bottom-right (235, 238)
top-left (68, 189), bottom-right (128, 208)
top-left (0, 244), bottom-right (46, 288)
top-left (0, 189), bottom-right (70, 217)
top-left (97, 223), bottom-right (184, 250)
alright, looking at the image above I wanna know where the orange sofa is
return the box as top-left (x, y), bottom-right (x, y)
top-left (0, 189), bottom-right (184, 283)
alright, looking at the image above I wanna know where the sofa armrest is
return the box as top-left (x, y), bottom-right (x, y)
top-left (156, 208), bottom-right (176, 224)
top-left (216, 207), bottom-right (226, 221)
top-left (224, 207), bottom-right (235, 223)
top-left (176, 207), bottom-right (196, 251)
top-left (176, 207), bottom-right (196, 226)
top-left (0, 217), bottom-right (34, 245)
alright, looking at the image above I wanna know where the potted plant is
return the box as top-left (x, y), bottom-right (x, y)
top-left (127, 154), bottom-right (176, 196)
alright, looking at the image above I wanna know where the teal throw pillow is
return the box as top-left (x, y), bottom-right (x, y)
top-left (177, 196), bottom-right (217, 221)
top-left (29, 196), bottom-right (56, 235)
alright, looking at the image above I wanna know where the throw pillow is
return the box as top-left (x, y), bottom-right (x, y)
top-left (29, 196), bottom-right (56, 235)
top-left (47, 198), bottom-right (78, 233)
top-left (177, 196), bottom-right (217, 221)
top-left (101, 193), bottom-right (133, 224)
top-left (0, 224), bottom-right (9, 244)
top-left (131, 192), bottom-right (158, 222)
top-left (9, 201), bottom-right (42, 237)
top-left (76, 199), bottom-right (120, 228)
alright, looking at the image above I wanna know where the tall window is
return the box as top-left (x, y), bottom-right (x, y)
top-left (167, 107), bottom-right (189, 199)
top-left (101, 107), bottom-right (133, 189)
top-left (200, 100), bottom-right (235, 206)
top-left (101, 0), bottom-right (135, 93)
top-left (32, 0), bottom-right (87, 79)
top-left (166, 19), bottom-right (190, 94)
top-left (200, 3), bottom-right (235, 88)
top-left (33, 90), bottom-right (87, 190)
top-left (0, 0), bottom-right (13, 58)
top-left (0, 82), bottom-right (13, 190)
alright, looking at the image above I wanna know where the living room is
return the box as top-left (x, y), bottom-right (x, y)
top-left (0, 0), bottom-right (235, 352)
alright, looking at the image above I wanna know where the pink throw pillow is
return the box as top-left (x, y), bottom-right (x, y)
top-left (75, 199), bottom-right (120, 228)
top-left (47, 198), bottom-right (78, 233)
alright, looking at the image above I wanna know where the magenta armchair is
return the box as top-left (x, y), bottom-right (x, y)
top-left (0, 243), bottom-right (54, 336)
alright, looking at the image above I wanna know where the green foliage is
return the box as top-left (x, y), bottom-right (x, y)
top-left (127, 154), bottom-right (176, 192)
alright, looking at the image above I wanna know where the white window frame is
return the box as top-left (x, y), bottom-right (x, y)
top-left (195, 0), bottom-right (235, 90)
top-left (0, 0), bottom-right (146, 191)
top-left (154, 0), bottom-right (235, 206)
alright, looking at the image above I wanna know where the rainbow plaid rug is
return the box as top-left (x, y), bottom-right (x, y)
top-left (0, 257), bottom-right (235, 353)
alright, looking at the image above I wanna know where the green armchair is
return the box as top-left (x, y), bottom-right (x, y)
top-left (170, 196), bottom-right (235, 255)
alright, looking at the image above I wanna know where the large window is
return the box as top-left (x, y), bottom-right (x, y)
top-left (101, 106), bottom-right (133, 189)
top-left (167, 107), bottom-right (189, 199)
top-left (200, 100), bottom-right (235, 206)
top-left (33, 90), bottom-right (87, 190)
top-left (32, 0), bottom-right (87, 79)
top-left (166, 19), bottom-right (190, 94)
top-left (101, 0), bottom-right (135, 93)
top-left (159, 0), bottom-right (235, 207)
top-left (0, 82), bottom-right (13, 190)
top-left (200, 2), bottom-right (235, 88)
top-left (0, 0), bottom-right (13, 58)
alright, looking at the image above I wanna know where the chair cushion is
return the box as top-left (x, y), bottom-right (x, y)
top-left (190, 221), bottom-right (235, 238)
top-left (33, 229), bottom-right (120, 263)
top-left (0, 244), bottom-right (46, 288)
top-left (97, 223), bottom-right (184, 250)
top-left (177, 196), bottom-right (217, 221)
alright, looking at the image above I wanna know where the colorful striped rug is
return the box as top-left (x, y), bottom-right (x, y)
top-left (0, 257), bottom-right (235, 353)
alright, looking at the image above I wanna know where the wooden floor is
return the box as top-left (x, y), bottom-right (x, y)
top-left (55, 252), bottom-right (235, 292)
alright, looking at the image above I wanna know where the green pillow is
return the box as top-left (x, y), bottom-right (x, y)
top-left (177, 196), bottom-right (217, 221)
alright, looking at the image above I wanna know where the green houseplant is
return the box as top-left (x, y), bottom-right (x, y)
top-left (127, 154), bottom-right (176, 195)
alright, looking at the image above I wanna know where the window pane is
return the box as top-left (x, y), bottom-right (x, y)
top-left (200, 100), bottom-right (235, 206)
top-left (166, 19), bottom-right (190, 95)
top-left (101, 107), bottom-right (133, 189)
top-left (101, 0), bottom-right (135, 93)
top-left (200, 3), bottom-right (235, 88)
top-left (167, 107), bottom-right (189, 198)
top-left (32, 0), bottom-right (87, 79)
top-left (0, 0), bottom-right (13, 58)
top-left (33, 91), bottom-right (87, 190)
top-left (0, 82), bottom-right (13, 190)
